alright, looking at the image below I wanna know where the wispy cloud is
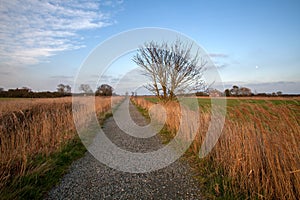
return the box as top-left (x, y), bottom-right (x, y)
top-left (208, 53), bottom-right (229, 58)
top-left (206, 52), bottom-right (230, 70)
top-left (0, 0), bottom-right (121, 66)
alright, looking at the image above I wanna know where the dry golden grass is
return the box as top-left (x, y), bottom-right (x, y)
top-left (0, 96), bottom-right (123, 189)
top-left (0, 97), bottom-right (72, 116)
top-left (132, 97), bottom-right (300, 199)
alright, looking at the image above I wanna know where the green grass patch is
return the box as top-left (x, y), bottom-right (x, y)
top-left (182, 98), bottom-right (211, 111)
top-left (131, 99), bottom-right (151, 121)
top-left (196, 98), bottom-right (300, 110)
top-left (144, 97), bottom-right (159, 103)
top-left (269, 99), bottom-right (300, 106)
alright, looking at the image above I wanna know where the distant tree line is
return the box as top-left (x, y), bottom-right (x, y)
top-left (78, 84), bottom-right (114, 96)
top-left (0, 83), bottom-right (297, 98)
top-left (0, 88), bottom-right (71, 98)
top-left (195, 85), bottom-right (296, 97)
top-left (0, 83), bottom-right (115, 98)
top-left (0, 85), bottom-right (71, 98)
top-left (224, 85), bottom-right (253, 97)
top-left (223, 85), bottom-right (291, 97)
top-left (195, 85), bottom-right (253, 97)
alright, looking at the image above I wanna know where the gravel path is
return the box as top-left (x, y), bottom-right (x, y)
top-left (45, 99), bottom-right (202, 200)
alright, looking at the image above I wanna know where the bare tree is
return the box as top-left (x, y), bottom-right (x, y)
top-left (79, 84), bottom-right (93, 94)
top-left (133, 40), bottom-right (206, 101)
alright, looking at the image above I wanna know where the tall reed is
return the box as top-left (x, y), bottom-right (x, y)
top-left (0, 96), bottom-right (123, 189)
top-left (132, 97), bottom-right (300, 199)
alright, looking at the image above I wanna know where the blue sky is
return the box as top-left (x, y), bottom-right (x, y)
top-left (0, 0), bottom-right (299, 94)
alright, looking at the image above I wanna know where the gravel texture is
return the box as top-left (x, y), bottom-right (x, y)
top-left (45, 100), bottom-right (202, 200)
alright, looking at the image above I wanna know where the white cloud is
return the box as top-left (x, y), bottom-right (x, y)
top-left (0, 0), bottom-right (120, 66)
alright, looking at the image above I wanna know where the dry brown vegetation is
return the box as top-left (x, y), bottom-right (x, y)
top-left (0, 96), bottom-right (123, 189)
top-left (132, 97), bottom-right (300, 199)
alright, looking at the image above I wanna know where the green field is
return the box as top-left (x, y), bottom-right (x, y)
top-left (145, 97), bottom-right (300, 111)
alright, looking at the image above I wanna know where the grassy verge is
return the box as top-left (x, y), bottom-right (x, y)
top-left (131, 100), bottom-right (150, 120)
top-left (0, 136), bottom-right (86, 200)
top-left (0, 111), bottom-right (113, 200)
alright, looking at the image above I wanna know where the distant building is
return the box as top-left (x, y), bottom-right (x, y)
top-left (208, 88), bottom-right (223, 97)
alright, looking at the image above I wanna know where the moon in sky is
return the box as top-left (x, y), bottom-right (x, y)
top-left (255, 65), bottom-right (259, 69)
